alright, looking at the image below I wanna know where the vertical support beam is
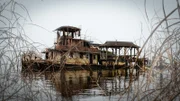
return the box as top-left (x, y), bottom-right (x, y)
top-left (112, 48), bottom-right (114, 55)
top-left (63, 30), bottom-right (65, 36)
top-left (124, 47), bottom-right (126, 62)
top-left (118, 48), bottom-right (121, 64)
top-left (78, 30), bottom-right (81, 36)
top-left (137, 48), bottom-right (140, 59)
top-left (130, 48), bottom-right (132, 61)
top-left (103, 48), bottom-right (105, 59)
top-left (115, 48), bottom-right (117, 65)
top-left (124, 47), bottom-right (126, 56)
top-left (65, 38), bottom-right (66, 45)
top-left (102, 48), bottom-right (104, 59)
top-left (71, 39), bottom-right (72, 46)
top-left (134, 48), bottom-right (136, 59)
top-left (106, 47), bottom-right (108, 66)
top-left (100, 48), bottom-right (102, 59)
top-left (67, 31), bottom-right (69, 37)
top-left (57, 31), bottom-right (60, 43)
top-left (63, 31), bottom-right (65, 45)
top-left (72, 32), bottom-right (74, 38)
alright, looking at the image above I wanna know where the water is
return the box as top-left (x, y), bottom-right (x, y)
top-left (19, 68), bottom-right (180, 101)
top-left (21, 69), bottom-right (141, 101)
top-left (1, 66), bottom-right (177, 101)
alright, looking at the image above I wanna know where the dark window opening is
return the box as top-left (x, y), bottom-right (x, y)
top-left (80, 53), bottom-right (83, 58)
top-left (86, 54), bottom-right (89, 59)
top-left (70, 53), bottom-right (73, 58)
top-left (93, 55), bottom-right (96, 59)
top-left (51, 52), bottom-right (53, 59)
top-left (69, 76), bottom-right (73, 84)
top-left (46, 53), bottom-right (48, 59)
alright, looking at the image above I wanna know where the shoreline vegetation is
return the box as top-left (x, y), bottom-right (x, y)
top-left (0, 0), bottom-right (179, 101)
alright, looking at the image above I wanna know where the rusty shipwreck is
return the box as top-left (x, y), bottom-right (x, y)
top-left (22, 26), bottom-right (147, 71)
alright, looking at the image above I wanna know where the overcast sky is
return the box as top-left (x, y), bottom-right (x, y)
top-left (13, 0), bottom-right (177, 50)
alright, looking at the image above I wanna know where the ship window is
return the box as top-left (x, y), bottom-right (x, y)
top-left (65, 32), bottom-right (68, 36)
top-left (69, 76), bottom-right (73, 84)
top-left (94, 55), bottom-right (96, 59)
top-left (51, 52), bottom-right (53, 59)
top-left (46, 53), bottom-right (48, 59)
top-left (86, 54), bottom-right (89, 59)
top-left (84, 42), bottom-right (88, 47)
top-left (69, 53), bottom-right (73, 58)
top-left (80, 53), bottom-right (83, 58)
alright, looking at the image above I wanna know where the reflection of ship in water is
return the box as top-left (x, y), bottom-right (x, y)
top-left (50, 69), bottom-right (138, 97)
top-left (21, 68), bottom-right (140, 100)
top-left (52, 70), bottom-right (91, 97)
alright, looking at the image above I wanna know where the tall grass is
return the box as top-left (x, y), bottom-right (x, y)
top-left (0, 0), bottom-right (179, 101)
top-left (0, 0), bottom-right (53, 100)
top-left (126, 0), bottom-right (180, 100)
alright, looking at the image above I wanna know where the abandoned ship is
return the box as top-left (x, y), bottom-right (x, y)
top-left (22, 26), bottom-right (147, 71)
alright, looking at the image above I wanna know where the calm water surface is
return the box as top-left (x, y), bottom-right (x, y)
top-left (21, 69), bottom-right (144, 101)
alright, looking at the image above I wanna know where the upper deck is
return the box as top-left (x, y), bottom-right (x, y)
top-left (55, 26), bottom-right (81, 39)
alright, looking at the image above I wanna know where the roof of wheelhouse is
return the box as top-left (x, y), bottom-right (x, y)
top-left (55, 26), bottom-right (81, 32)
top-left (100, 41), bottom-right (140, 48)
